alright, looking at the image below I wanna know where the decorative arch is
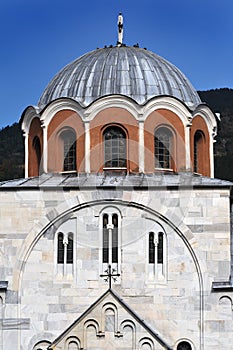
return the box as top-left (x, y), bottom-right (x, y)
top-left (28, 117), bottom-right (43, 177)
top-left (85, 95), bottom-right (140, 121)
top-left (139, 336), bottom-right (155, 350)
top-left (144, 108), bottom-right (186, 172)
top-left (47, 109), bottom-right (85, 173)
top-left (32, 340), bottom-right (51, 350)
top-left (101, 302), bottom-right (118, 332)
top-left (15, 198), bottom-right (204, 349)
top-left (65, 336), bottom-right (81, 350)
top-left (89, 107), bottom-right (139, 172)
top-left (190, 115), bottom-right (210, 176)
top-left (193, 130), bottom-right (205, 174)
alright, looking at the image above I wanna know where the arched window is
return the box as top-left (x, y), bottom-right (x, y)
top-left (57, 233), bottom-right (64, 264)
top-left (112, 214), bottom-right (118, 263)
top-left (33, 136), bottom-right (42, 174)
top-left (68, 341), bottom-right (79, 350)
top-left (157, 232), bottom-right (163, 264)
top-left (177, 341), bottom-right (192, 350)
top-left (149, 232), bottom-right (155, 264)
top-left (103, 214), bottom-right (109, 263)
top-left (154, 127), bottom-right (173, 169)
top-left (102, 213), bottom-right (118, 264)
top-left (147, 227), bottom-right (166, 282)
top-left (67, 234), bottom-right (74, 264)
top-left (60, 130), bottom-right (76, 172)
top-left (194, 130), bottom-right (204, 173)
top-left (57, 233), bottom-right (74, 266)
top-left (104, 126), bottom-right (126, 168)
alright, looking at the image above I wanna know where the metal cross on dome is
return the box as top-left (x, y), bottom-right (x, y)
top-left (100, 264), bottom-right (120, 289)
top-left (117, 13), bottom-right (123, 45)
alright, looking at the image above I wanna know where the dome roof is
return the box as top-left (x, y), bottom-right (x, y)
top-left (38, 46), bottom-right (201, 109)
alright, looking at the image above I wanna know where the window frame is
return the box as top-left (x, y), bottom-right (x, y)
top-left (54, 218), bottom-right (76, 280)
top-left (32, 135), bottom-right (42, 175)
top-left (193, 130), bottom-right (205, 174)
top-left (103, 125), bottom-right (127, 170)
top-left (146, 221), bottom-right (167, 284)
top-left (99, 207), bottom-right (122, 277)
top-left (59, 128), bottom-right (77, 173)
top-left (154, 126), bottom-right (175, 171)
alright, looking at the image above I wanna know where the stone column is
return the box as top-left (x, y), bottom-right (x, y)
top-left (23, 131), bottom-right (29, 178)
top-left (42, 124), bottom-right (48, 173)
top-left (63, 234), bottom-right (68, 276)
top-left (84, 121), bottom-right (90, 173)
top-left (185, 123), bottom-right (191, 171)
top-left (139, 120), bottom-right (144, 172)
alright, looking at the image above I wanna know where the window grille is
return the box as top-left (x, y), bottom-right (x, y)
top-left (149, 232), bottom-right (155, 264)
top-left (60, 130), bottom-right (76, 171)
top-left (104, 126), bottom-right (126, 168)
top-left (33, 136), bottom-right (42, 173)
top-left (57, 233), bottom-right (64, 264)
top-left (154, 127), bottom-right (173, 169)
top-left (194, 131), bottom-right (204, 173)
top-left (158, 232), bottom-right (163, 264)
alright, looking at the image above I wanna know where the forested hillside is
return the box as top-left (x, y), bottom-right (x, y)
top-left (199, 88), bottom-right (233, 181)
top-left (0, 88), bottom-right (233, 181)
top-left (0, 123), bottom-right (24, 181)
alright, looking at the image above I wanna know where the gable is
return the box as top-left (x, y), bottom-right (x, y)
top-left (49, 289), bottom-right (172, 350)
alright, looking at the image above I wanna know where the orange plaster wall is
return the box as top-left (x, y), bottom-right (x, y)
top-left (190, 116), bottom-right (210, 176)
top-left (28, 117), bottom-right (43, 177)
top-left (89, 108), bottom-right (139, 172)
top-left (47, 110), bottom-right (85, 172)
top-left (144, 109), bottom-right (186, 172)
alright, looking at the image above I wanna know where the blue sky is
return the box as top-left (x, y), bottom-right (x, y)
top-left (0, 0), bottom-right (232, 128)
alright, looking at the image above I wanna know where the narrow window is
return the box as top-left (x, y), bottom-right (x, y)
top-left (147, 228), bottom-right (166, 282)
top-left (194, 130), bottom-right (204, 173)
top-left (103, 214), bottom-right (109, 263)
top-left (67, 233), bottom-right (74, 264)
top-left (177, 341), bottom-right (192, 350)
top-left (104, 126), bottom-right (126, 168)
top-left (33, 136), bottom-right (42, 174)
top-left (60, 130), bottom-right (76, 172)
top-left (149, 232), bottom-right (155, 264)
top-left (102, 213), bottom-right (119, 264)
top-left (112, 214), bottom-right (118, 263)
top-left (57, 233), bottom-right (64, 264)
top-left (154, 127), bottom-right (173, 169)
top-left (157, 232), bottom-right (163, 264)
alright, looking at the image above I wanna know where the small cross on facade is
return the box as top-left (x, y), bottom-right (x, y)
top-left (100, 264), bottom-right (120, 288)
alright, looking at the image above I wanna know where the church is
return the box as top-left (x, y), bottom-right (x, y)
top-left (0, 14), bottom-right (233, 350)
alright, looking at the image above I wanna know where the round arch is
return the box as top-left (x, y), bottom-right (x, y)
top-left (14, 198), bottom-right (205, 349)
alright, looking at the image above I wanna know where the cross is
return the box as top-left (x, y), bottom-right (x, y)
top-left (117, 13), bottom-right (123, 46)
top-left (100, 264), bottom-right (120, 289)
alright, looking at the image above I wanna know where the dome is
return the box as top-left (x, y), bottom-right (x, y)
top-left (38, 46), bottom-right (201, 109)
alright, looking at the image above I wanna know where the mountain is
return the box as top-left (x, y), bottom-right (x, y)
top-left (0, 88), bottom-right (233, 181)
top-left (198, 88), bottom-right (233, 181)
top-left (0, 123), bottom-right (24, 181)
